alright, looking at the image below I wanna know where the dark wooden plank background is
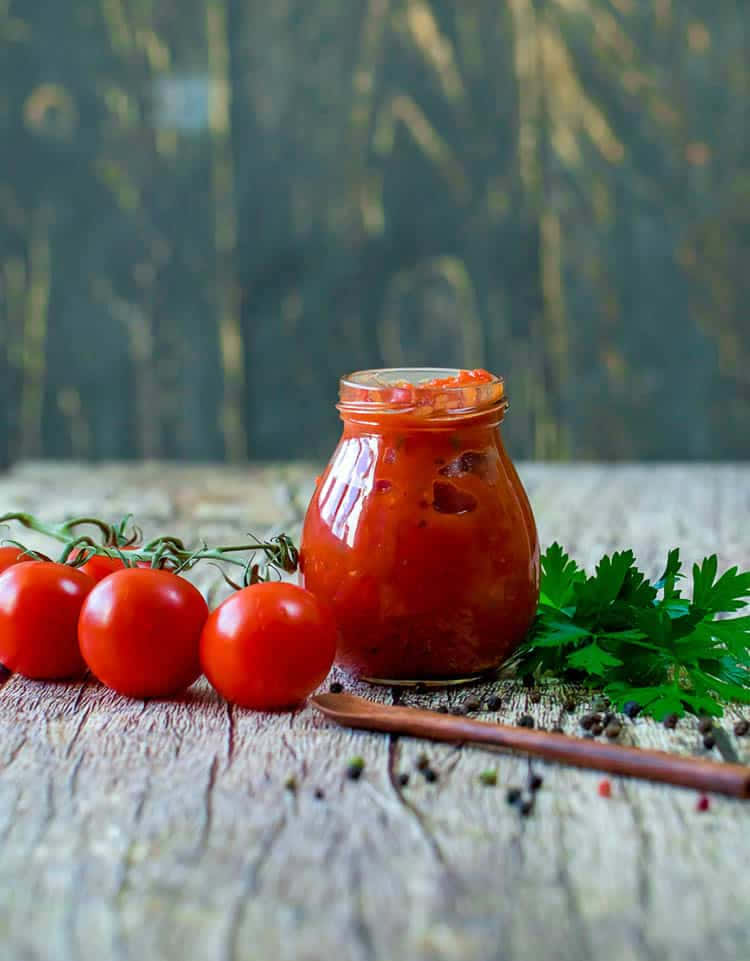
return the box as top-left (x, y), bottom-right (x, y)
top-left (1, 0), bottom-right (749, 466)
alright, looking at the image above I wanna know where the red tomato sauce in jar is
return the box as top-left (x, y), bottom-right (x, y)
top-left (300, 368), bottom-right (540, 682)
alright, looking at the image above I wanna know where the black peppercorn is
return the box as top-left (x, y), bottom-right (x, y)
top-left (487, 694), bottom-right (502, 711)
top-left (623, 701), bottom-right (641, 719)
top-left (465, 697), bottom-right (481, 712)
top-left (528, 773), bottom-right (543, 792)
top-left (734, 719), bottom-right (749, 737)
top-left (529, 691), bottom-right (541, 704)
top-left (602, 712), bottom-right (615, 726)
top-left (604, 722), bottom-right (622, 739)
top-left (314, 788), bottom-right (325, 800)
top-left (329, 681), bottom-right (343, 694)
top-left (416, 753), bottom-right (430, 771)
top-left (518, 714), bottom-right (534, 728)
top-left (519, 798), bottom-right (534, 817)
top-left (590, 722), bottom-right (604, 736)
top-left (506, 786), bottom-right (522, 805)
top-left (703, 733), bottom-right (716, 750)
top-left (580, 714), bottom-right (595, 730)
top-left (663, 713), bottom-right (679, 729)
top-left (698, 717), bottom-right (713, 734)
top-left (398, 772), bottom-right (410, 787)
top-left (564, 698), bottom-right (577, 713)
top-left (423, 767), bottom-right (438, 783)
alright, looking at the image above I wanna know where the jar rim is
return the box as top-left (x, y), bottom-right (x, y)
top-left (338, 367), bottom-right (508, 423)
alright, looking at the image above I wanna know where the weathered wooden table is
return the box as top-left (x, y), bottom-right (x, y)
top-left (1, 462), bottom-right (748, 961)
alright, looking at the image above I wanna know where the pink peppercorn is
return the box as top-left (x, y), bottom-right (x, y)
top-left (696, 795), bottom-right (710, 812)
top-left (598, 779), bottom-right (612, 798)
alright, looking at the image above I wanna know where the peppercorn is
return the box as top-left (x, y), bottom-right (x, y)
top-left (314, 788), bottom-right (325, 800)
top-left (580, 714), bottom-right (595, 730)
top-left (452, 704), bottom-right (468, 716)
top-left (590, 722), bottom-right (604, 737)
top-left (519, 798), bottom-right (534, 817)
top-left (398, 772), bottom-right (410, 787)
top-left (734, 719), bottom-right (749, 737)
top-left (347, 757), bottom-right (365, 780)
top-left (517, 714), bottom-right (534, 728)
top-left (329, 681), bottom-right (343, 694)
top-left (423, 767), bottom-right (438, 783)
top-left (598, 779), bottom-right (612, 798)
top-left (564, 698), bottom-right (577, 713)
top-left (696, 795), bottom-right (710, 812)
top-left (529, 691), bottom-right (541, 704)
top-left (703, 733), bottom-right (716, 750)
top-left (479, 770), bottom-right (498, 787)
top-left (487, 694), bottom-right (502, 711)
top-left (697, 717), bottom-right (713, 734)
top-left (663, 713), bottom-right (679, 730)
top-left (605, 721), bottom-right (622, 739)
top-left (528, 773), bottom-right (543, 792)
top-left (623, 701), bottom-right (641, 719)
top-left (284, 775), bottom-right (297, 793)
top-left (602, 712), bottom-right (615, 726)
top-left (416, 753), bottom-right (430, 771)
top-left (506, 786), bottom-right (522, 805)
top-left (465, 697), bottom-right (481, 712)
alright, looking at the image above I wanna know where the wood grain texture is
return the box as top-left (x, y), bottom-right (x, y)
top-left (0, 462), bottom-right (749, 961)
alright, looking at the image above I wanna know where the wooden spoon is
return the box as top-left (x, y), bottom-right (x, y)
top-left (311, 693), bottom-right (750, 798)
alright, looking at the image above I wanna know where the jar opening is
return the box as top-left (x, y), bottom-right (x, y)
top-left (338, 367), bottom-right (508, 424)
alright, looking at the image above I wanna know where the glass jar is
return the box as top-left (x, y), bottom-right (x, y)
top-left (300, 368), bottom-right (539, 684)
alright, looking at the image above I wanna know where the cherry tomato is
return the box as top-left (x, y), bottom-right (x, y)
top-left (0, 545), bottom-right (34, 574)
top-left (78, 568), bottom-right (208, 698)
top-left (200, 582), bottom-right (338, 710)
top-left (0, 563), bottom-right (93, 679)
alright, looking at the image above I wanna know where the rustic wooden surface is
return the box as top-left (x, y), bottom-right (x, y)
top-left (0, 461), bottom-right (749, 961)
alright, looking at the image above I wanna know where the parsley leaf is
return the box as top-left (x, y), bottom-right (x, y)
top-left (538, 543), bottom-right (585, 610)
top-left (513, 543), bottom-right (750, 719)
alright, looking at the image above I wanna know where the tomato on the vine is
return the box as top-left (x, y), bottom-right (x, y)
top-left (0, 545), bottom-right (33, 575)
top-left (200, 582), bottom-right (338, 710)
top-left (77, 546), bottom-right (150, 583)
top-left (78, 568), bottom-right (208, 698)
top-left (0, 563), bottom-right (93, 679)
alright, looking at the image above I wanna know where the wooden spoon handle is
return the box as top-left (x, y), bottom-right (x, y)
top-left (312, 695), bottom-right (750, 798)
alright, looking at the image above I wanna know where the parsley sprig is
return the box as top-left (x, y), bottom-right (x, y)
top-left (513, 544), bottom-right (750, 720)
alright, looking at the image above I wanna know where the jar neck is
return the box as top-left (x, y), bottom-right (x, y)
top-left (339, 404), bottom-right (508, 432)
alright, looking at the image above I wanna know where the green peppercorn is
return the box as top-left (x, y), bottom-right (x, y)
top-left (347, 757), bottom-right (365, 780)
top-left (479, 770), bottom-right (498, 787)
